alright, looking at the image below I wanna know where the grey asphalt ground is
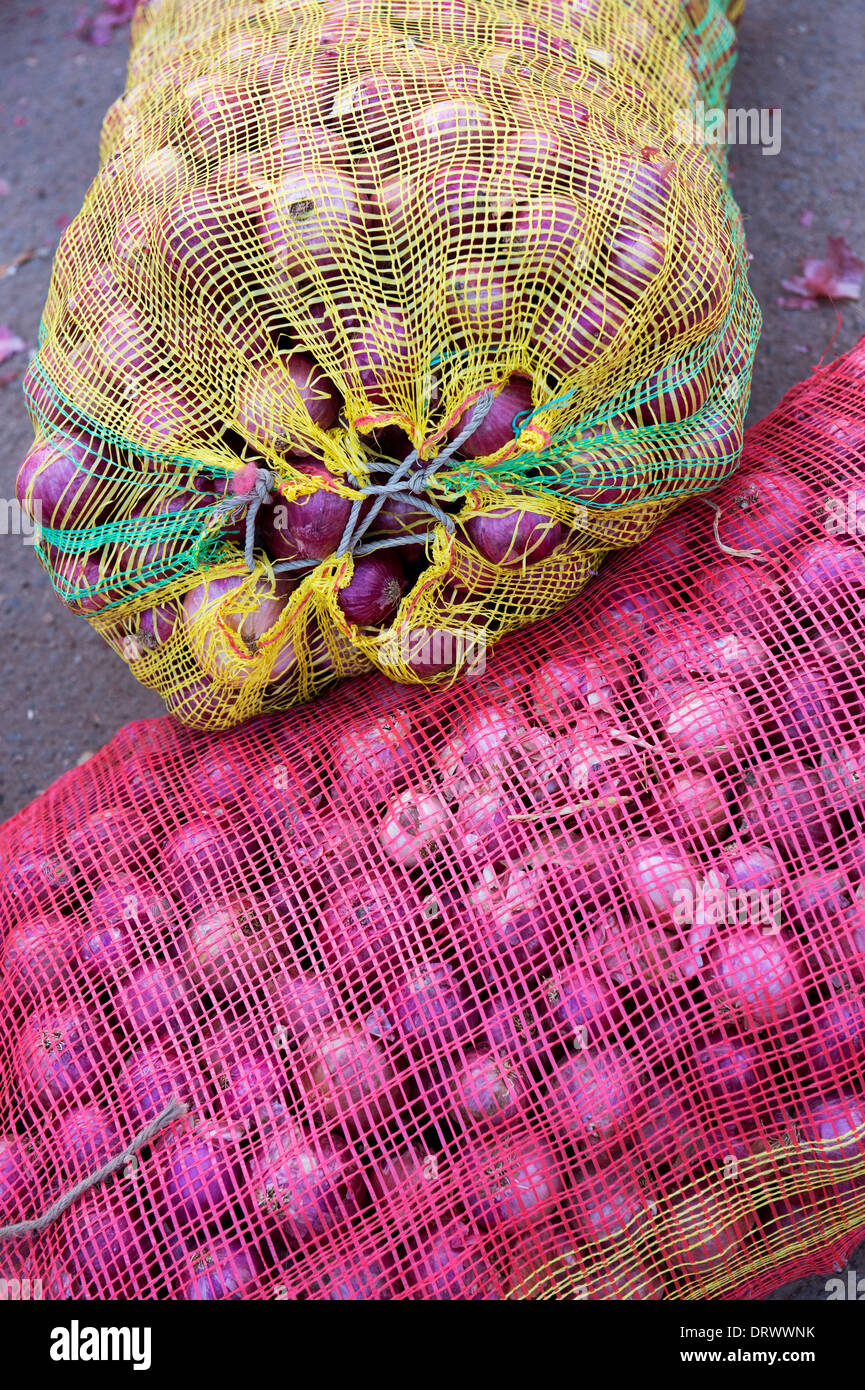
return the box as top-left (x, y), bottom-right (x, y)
top-left (0, 0), bottom-right (864, 1300)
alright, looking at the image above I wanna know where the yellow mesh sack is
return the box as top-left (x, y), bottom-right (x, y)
top-left (18, 0), bottom-right (759, 730)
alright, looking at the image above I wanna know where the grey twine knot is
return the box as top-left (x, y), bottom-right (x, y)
top-left (0, 1098), bottom-right (187, 1242)
top-left (220, 391), bottom-right (496, 576)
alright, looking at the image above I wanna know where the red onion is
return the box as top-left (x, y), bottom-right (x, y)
top-left (659, 682), bottom-right (751, 768)
top-left (114, 962), bottom-right (197, 1045)
top-left (437, 1048), bottom-right (527, 1129)
top-left (450, 375), bottom-right (534, 459)
top-left (398, 625), bottom-right (485, 679)
top-left (436, 703), bottom-right (529, 784)
top-left (645, 620), bottom-right (770, 687)
top-left (336, 551), bottom-right (405, 626)
top-left (508, 1230), bottom-right (662, 1300)
top-left (265, 970), bottom-right (340, 1044)
top-left (179, 1242), bottom-right (262, 1300)
top-left (697, 561), bottom-right (785, 633)
top-left (533, 651), bottom-right (620, 723)
top-left (1, 914), bottom-right (76, 1016)
top-left (260, 460), bottom-right (355, 563)
top-left (628, 351), bottom-right (715, 427)
top-left (249, 1119), bottom-right (360, 1243)
top-left (795, 1092), bottom-right (865, 1169)
top-left (704, 928), bottom-right (807, 1030)
top-left (185, 894), bottom-right (286, 1001)
top-left (650, 764), bottom-right (734, 848)
top-left (91, 300), bottom-right (157, 388)
top-left (54, 1192), bottom-right (154, 1298)
top-left (235, 354), bottom-right (341, 454)
top-left (182, 77), bottom-right (262, 163)
top-left (461, 1133), bottom-right (564, 1233)
top-left (346, 304), bottom-right (423, 404)
top-left (463, 506), bottom-right (563, 567)
top-left (443, 260), bottom-right (520, 344)
top-left (739, 763), bottom-right (834, 859)
top-left (546, 963), bottom-right (623, 1049)
top-left (133, 144), bottom-right (187, 200)
top-left (206, 1024), bottom-right (290, 1131)
top-left (159, 1121), bottom-right (246, 1229)
top-left (181, 566), bottom-right (297, 686)
top-left (295, 1023), bottom-right (395, 1136)
top-left (788, 538), bottom-right (865, 612)
top-left (374, 959), bottom-right (477, 1059)
top-left (19, 1003), bottom-right (108, 1110)
top-left (659, 237), bottom-right (731, 341)
top-left (404, 98), bottom-right (495, 156)
top-left (306, 1252), bottom-right (396, 1301)
top-left (804, 993), bottom-right (865, 1079)
top-left (257, 168), bottom-right (364, 278)
top-left (575, 1172), bottom-right (655, 1246)
top-left (534, 287), bottom-right (629, 378)
top-left (373, 161), bottom-right (528, 240)
top-left (606, 222), bottom-right (666, 305)
top-left (510, 195), bottom-right (593, 270)
top-left (16, 435), bottom-right (110, 531)
top-left (713, 467), bottom-right (810, 559)
top-left (549, 1046), bottom-right (639, 1145)
top-left (332, 706), bottom-right (413, 805)
top-left (378, 787), bottom-right (451, 867)
top-left (162, 818), bottom-right (254, 908)
top-left (406, 1221), bottom-right (503, 1300)
top-left (155, 185), bottom-right (256, 296)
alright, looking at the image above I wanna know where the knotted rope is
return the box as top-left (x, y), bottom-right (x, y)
top-left (213, 391), bottom-right (496, 576)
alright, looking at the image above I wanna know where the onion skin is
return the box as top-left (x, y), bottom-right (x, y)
top-left (16, 435), bottom-right (111, 532)
top-left (461, 1133), bottom-right (564, 1234)
top-left (463, 507), bottom-right (563, 568)
top-left (235, 354), bottom-right (341, 454)
top-left (261, 460), bottom-right (356, 563)
top-left (181, 567), bottom-right (297, 687)
top-left (534, 287), bottom-right (629, 379)
top-left (249, 1119), bottom-right (360, 1245)
top-left (704, 929), bottom-right (807, 1031)
top-left (451, 376), bottom-right (534, 459)
top-left (257, 167), bottom-right (364, 278)
top-left (713, 468), bottom-right (810, 559)
top-left (337, 552), bottom-right (406, 627)
top-left (406, 1221), bottom-right (503, 1300)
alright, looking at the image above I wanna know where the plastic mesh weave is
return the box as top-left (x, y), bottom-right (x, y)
top-left (17, 0), bottom-right (759, 730)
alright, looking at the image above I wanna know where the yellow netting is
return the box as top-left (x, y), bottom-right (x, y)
top-left (20, 0), bottom-right (759, 730)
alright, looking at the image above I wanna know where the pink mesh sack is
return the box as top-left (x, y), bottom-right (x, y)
top-left (2, 336), bottom-right (865, 1300)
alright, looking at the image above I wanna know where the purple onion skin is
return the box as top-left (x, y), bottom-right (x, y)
top-left (179, 1242), bottom-right (262, 1300)
top-left (57, 1194), bottom-right (154, 1298)
top-left (406, 1221), bottom-right (502, 1300)
top-left (260, 460), bottom-right (355, 562)
top-left (161, 1124), bottom-right (245, 1229)
top-left (250, 1122), bottom-right (359, 1245)
top-left (266, 970), bottom-right (339, 1043)
top-left (2, 914), bottom-right (76, 1015)
top-left (122, 1044), bottom-right (199, 1127)
top-left (377, 962), bottom-right (476, 1060)
top-left (462, 1135), bottom-right (563, 1234)
top-left (336, 553), bottom-right (406, 626)
top-left (51, 1104), bottom-right (119, 1180)
top-left (114, 962), bottom-right (198, 1044)
top-left (451, 376), bottom-right (534, 459)
top-left (805, 995), bottom-right (865, 1076)
top-left (19, 1005), bottom-right (106, 1111)
top-left (463, 507), bottom-right (563, 568)
top-left (16, 435), bottom-right (109, 530)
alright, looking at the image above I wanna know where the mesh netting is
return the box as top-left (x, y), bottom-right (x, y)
top-left (17, 0), bottom-right (759, 730)
top-left (2, 335), bottom-right (865, 1299)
